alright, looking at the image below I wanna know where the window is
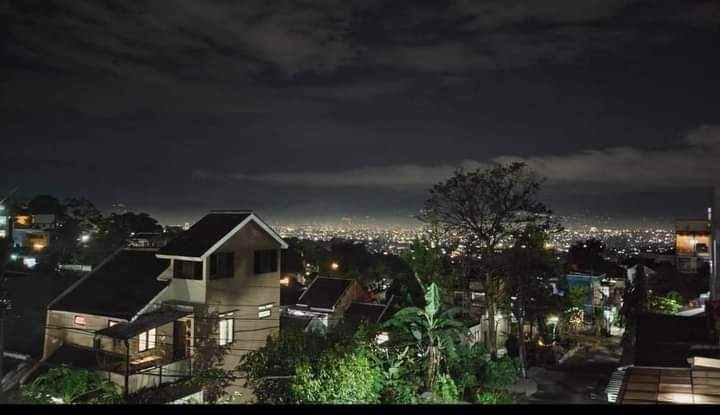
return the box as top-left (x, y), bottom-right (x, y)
top-left (138, 328), bottom-right (156, 352)
top-left (174, 260), bottom-right (203, 280)
top-left (209, 252), bottom-right (234, 279)
top-left (258, 303), bottom-right (273, 319)
top-left (254, 250), bottom-right (278, 274)
top-left (218, 317), bottom-right (234, 346)
top-left (74, 315), bottom-right (87, 327)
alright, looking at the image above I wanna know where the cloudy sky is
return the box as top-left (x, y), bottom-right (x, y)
top-left (2, 0), bottom-right (720, 225)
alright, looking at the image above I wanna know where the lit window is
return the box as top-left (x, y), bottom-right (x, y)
top-left (218, 317), bottom-right (234, 346)
top-left (258, 304), bottom-right (273, 319)
top-left (74, 316), bottom-right (87, 327)
top-left (0, 230), bottom-right (6, 238)
top-left (138, 328), bottom-right (156, 352)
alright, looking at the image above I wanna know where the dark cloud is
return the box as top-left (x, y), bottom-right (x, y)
top-left (210, 125), bottom-right (720, 188)
top-left (2, 0), bottom-right (720, 223)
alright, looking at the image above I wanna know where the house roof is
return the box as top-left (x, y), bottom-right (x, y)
top-left (616, 366), bottom-right (720, 404)
top-left (345, 302), bottom-right (389, 325)
top-left (157, 211), bottom-right (287, 258)
top-left (296, 277), bottom-right (353, 310)
top-left (50, 249), bottom-right (170, 320)
top-left (96, 308), bottom-right (192, 340)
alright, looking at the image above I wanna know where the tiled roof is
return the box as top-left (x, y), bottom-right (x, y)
top-left (50, 249), bottom-right (170, 320)
top-left (296, 277), bottom-right (353, 310)
top-left (617, 366), bottom-right (720, 404)
top-left (158, 212), bottom-right (252, 258)
top-left (345, 302), bottom-right (390, 325)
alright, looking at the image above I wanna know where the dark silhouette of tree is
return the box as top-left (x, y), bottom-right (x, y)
top-left (500, 224), bottom-right (560, 377)
top-left (620, 264), bottom-right (647, 364)
top-left (420, 162), bottom-right (552, 358)
top-left (566, 239), bottom-right (605, 275)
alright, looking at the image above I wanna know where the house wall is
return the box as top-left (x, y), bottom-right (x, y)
top-left (205, 221), bottom-right (282, 370)
top-left (44, 310), bottom-right (129, 357)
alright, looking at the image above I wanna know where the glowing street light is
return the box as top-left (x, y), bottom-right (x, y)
top-left (331, 262), bottom-right (339, 271)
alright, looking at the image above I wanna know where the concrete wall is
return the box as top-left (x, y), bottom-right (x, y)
top-left (205, 221), bottom-right (282, 371)
top-left (44, 310), bottom-right (129, 357)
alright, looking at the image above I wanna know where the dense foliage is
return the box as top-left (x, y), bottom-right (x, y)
top-left (291, 346), bottom-right (385, 404)
top-left (21, 367), bottom-right (123, 404)
top-left (237, 323), bottom-right (361, 403)
top-left (646, 291), bottom-right (683, 314)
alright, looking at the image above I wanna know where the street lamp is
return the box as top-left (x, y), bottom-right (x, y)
top-left (331, 262), bottom-right (339, 271)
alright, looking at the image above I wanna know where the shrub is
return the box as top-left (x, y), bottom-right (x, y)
top-left (474, 389), bottom-right (516, 404)
top-left (430, 374), bottom-right (460, 403)
top-left (290, 346), bottom-right (385, 404)
top-left (446, 342), bottom-right (488, 400)
top-left (482, 357), bottom-right (521, 390)
top-left (21, 367), bottom-right (123, 404)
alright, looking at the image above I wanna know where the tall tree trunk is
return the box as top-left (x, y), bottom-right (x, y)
top-left (426, 344), bottom-right (439, 390)
top-left (486, 283), bottom-right (498, 359)
top-left (517, 288), bottom-right (528, 378)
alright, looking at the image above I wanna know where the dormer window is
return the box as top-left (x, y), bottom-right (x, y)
top-left (174, 260), bottom-right (203, 280)
top-left (209, 252), bottom-right (234, 280)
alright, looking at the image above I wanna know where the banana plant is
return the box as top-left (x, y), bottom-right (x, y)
top-left (384, 282), bottom-right (465, 390)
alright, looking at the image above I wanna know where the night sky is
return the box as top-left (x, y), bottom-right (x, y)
top-left (2, 0), bottom-right (720, 225)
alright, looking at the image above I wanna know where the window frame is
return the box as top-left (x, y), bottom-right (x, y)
top-left (174, 259), bottom-right (203, 280)
top-left (209, 252), bottom-right (234, 280)
top-left (254, 249), bottom-right (278, 274)
top-left (218, 316), bottom-right (234, 346)
top-left (138, 328), bottom-right (157, 352)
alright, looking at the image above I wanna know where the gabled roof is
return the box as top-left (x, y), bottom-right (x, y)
top-left (296, 277), bottom-right (353, 311)
top-left (345, 302), bottom-right (390, 325)
top-left (50, 250), bottom-right (170, 320)
top-left (157, 211), bottom-right (287, 259)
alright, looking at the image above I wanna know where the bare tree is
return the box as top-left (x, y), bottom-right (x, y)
top-left (420, 162), bottom-right (552, 358)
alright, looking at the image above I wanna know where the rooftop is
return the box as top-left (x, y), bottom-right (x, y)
top-left (296, 276), bottom-right (353, 310)
top-left (97, 308), bottom-right (192, 340)
top-left (345, 301), bottom-right (390, 325)
top-left (617, 365), bottom-right (720, 404)
top-left (158, 211), bottom-right (252, 258)
top-left (50, 249), bottom-right (170, 320)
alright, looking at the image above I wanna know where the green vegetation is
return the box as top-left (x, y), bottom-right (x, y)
top-left (21, 367), bottom-right (123, 404)
top-left (646, 291), bottom-right (683, 314)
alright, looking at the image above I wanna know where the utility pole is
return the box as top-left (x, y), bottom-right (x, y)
top-left (0, 188), bottom-right (18, 403)
top-left (0, 284), bottom-right (11, 403)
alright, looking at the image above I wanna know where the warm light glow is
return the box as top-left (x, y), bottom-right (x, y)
top-left (331, 262), bottom-right (339, 270)
top-left (280, 276), bottom-right (290, 286)
top-left (74, 315), bottom-right (87, 327)
top-left (15, 215), bottom-right (32, 226)
top-left (376, 332), bottom-right (390, 345)
top-left (33, 243), bottom-right (45, 251)
top-left (80, 234), bottom-right (91, 243)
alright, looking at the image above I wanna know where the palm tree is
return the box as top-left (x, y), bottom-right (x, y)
top-left (384, 282), bottom-right (465, 390)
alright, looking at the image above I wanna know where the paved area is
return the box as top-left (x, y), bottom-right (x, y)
top-left (526, 336), bottom-right (622, 404)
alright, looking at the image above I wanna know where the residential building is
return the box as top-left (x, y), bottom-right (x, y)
top-left (676, 218), bottom-right (711, 274)
top-left (40, 210), bottom-right (287, 399)
top-left (282, 276), bottom-right (390, 333)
